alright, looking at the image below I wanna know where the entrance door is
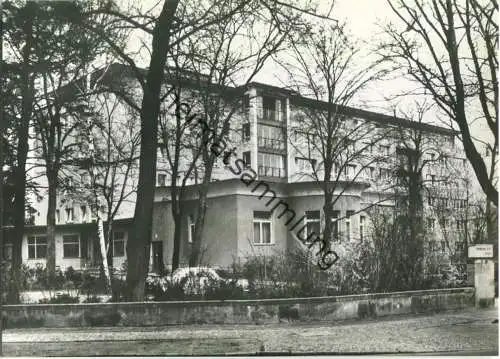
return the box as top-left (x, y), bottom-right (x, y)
top-left (152, 241), bottom-right (164, 274)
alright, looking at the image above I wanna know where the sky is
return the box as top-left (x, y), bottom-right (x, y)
top-left (123, 0), bottom-right (492, 152)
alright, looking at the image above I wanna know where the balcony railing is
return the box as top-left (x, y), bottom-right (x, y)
top-left (258, 165), bottom-right (286, 178)
top-left (259, 108), bottom-right (286, 122)
top-left (257, 136), bottom-right (285, 150)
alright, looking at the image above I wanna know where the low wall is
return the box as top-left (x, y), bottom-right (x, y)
top-left (2, 287), bottom-right (475, 328)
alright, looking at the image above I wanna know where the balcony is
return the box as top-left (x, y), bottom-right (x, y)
top-left (258, 165), bottom-right (286, 178)
top-left (257, 136), bottom-right (285, 150)
top-left (259, 108), bottom-right (285, 123)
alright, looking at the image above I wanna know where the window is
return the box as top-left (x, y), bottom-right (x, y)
top-left (66, 176), bottom-right (73, 188)
top-left (65, 207), bottom-right (74, 222)
top-left (305, 211), bottom-right (321, 239)
top-left (258, 152), bottom-right (286, 177)
top-left (56, 209), bottom-right (60, 224)
top-left (295, 157), bottom-right (316, 172)
top-left (188, 215), bottom-right (195, 243)
top-left (113, 232), bottom-right (126, 257)
top-left (379, 168), bottom-right (390, 179)
top-left (158, 173), bottom-right (167, 186)
top-left (331, 210), bottom-right (340, 240)
top-left (363, 166), bottom-right (375, 180)
top-left (258, 124), bottom-right (285, 149)
top-left (3, 243), bottom-right (12, 261)
top-left (280, 99), bottom-right (287, 121)
top-left (253, 211), bottom-right (272, 244)
top-left (344, 164), bottom-right (356, 179)
top-left (345, 210), bottom-right (354, 241)
top-left (28, 236), bottom-right (47, 259)
top-left (63, 235), bottom-right (80, 258)
top-left (262, 96), bottom-right (276, 121)
top-left (80, 205), bottom-right (87, 222)
top-left (363, 142), bottom-right (374, 154)
top-left (441, 241), bottom-right (446, 253)
top-left (360, 216), bottom-right (365, 241)
top-left (242, 123), bottom-right (251, 141)
top-left (243, 94), bottom-right (250, 108)
top-left (380, 145), bottom-right (390, 156)
top-left (427, 218), bottom-right (435, 231)
top-left (81, 173), bottom-right (90, 186)
top-left (242, 151), bottom-right (251, 167)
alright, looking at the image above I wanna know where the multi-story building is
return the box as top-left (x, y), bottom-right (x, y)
top-left (5, 64), bottom-right (475, 273)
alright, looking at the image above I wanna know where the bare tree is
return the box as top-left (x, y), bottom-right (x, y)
top-left (81, 0), bottom-right (339, 300)
top-left (75, 92), bottom-right (139, 287)
top-left (380, 0), bottom-right (498, 207)
top-left (279, 21), bottom-right (389, 255)
top-left (181, 0), bottom-right (296, 267)
top-left (2, 1), bottom-right (37, 302)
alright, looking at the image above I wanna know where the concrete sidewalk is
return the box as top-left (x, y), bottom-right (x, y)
top-left (3, 308), bottom-right (498, 356)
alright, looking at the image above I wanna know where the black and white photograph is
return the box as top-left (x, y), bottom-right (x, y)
top-left (0, 0), bottom-right (498, 356)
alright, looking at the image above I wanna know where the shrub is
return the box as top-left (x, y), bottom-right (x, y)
top-left (39, 294), bottom-right (79, 304)
top-left (82, 295), bottom-right (102, 303)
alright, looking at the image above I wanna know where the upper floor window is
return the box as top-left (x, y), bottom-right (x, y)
top-left (258, 124), bottom-right (285, 150)
top-left (253, 211), bottom-right (272, 244)
top-left (344, 164), bottom-right (357, 179)
top-left (242, 123), bottom-right (251, 141)
top-left (295, 157), bottom-right (316, 172)
top-left (243, 94), bottom-right (250, 109)
top-left (380, 145), bottom-right (390, 156)
top-left (280, 99), bottom-right (287, 122)
top-left (28, 236), bottom-right (47, 259)
top-left (427, 218), bottom-right (435, 231)
top-left (65, 207), bottom-right (74, 222)
top-left (158, 173), bottom-right (167, 187)
top-left (258, 152), bottom-right (286, 178)
top-left (113, 231), bottom-right (126, 257)
top-left (242, 151), bottom-right (252, 167)
top-left (80, 205), bottom-right (87, 222)
top-left (262, 96), bottom-right (277, 121)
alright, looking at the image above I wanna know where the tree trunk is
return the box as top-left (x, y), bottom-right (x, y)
top-left (125, 0), bottom-right (180, 301)
top-left (46, 170), bottom-right (57, 276)
top-left (9, 14), bottom-right (34, 303)
top-left (97, 217), bottom-right (111, 289)
top-left (189, 187), bottom-right (207, 267)
top-left (171, 190), bottom-right (183, 271)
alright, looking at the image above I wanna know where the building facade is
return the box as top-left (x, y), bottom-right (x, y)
top-left (7, 65), bottom-right (478, 274)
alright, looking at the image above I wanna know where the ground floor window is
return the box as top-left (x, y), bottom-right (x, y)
top-left (3, 242), bottom-right (12, 260)
top-left (360, 215), bottom-right (365, 241)
top-left (63, 234), bottom-right (80, 258)
top-left (113, 231), bottom-right (126, 257)
top-left (28, 236), bottom-right (47, 259)
top-left (253, 211), bottom-right (272, 244)
top-left (188, 215), bottom-right (195, 243)
top-left (331, 210), bottom-right (340, 240)
top-left (305, 210), bottom-right (321, 238)
top-left (345, 210), bottom-right (354, 241)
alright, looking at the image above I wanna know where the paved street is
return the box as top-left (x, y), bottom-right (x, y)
top-left (2, 308), bottom-right (498, 356)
